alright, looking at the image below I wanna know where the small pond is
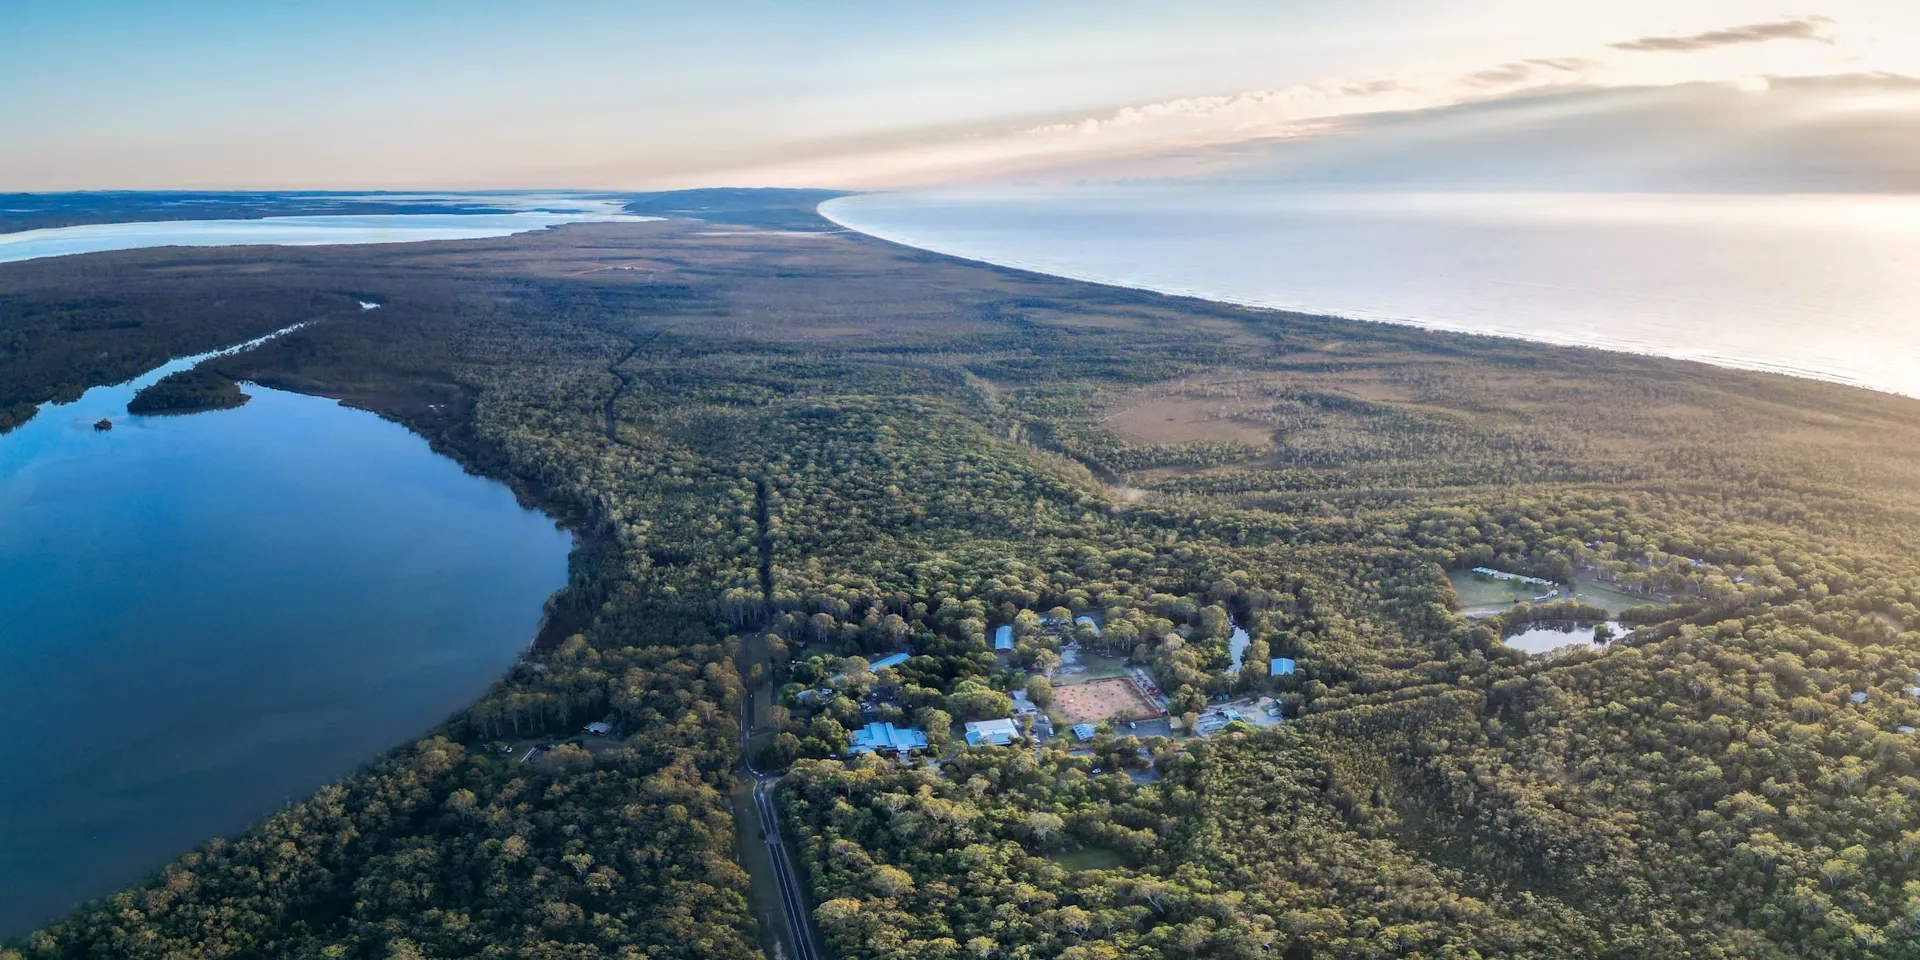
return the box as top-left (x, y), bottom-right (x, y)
top-left (1501, 621), bottom-right (1629, 655)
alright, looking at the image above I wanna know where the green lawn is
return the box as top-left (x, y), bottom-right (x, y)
top-left (1047, 846), bottom-right (1127, 871)
top-left (1570, 580), bottom-right (1661, 615)
top-left (1448, 570), bottom-right (1544, 615)
top-left (1056, 647), bottom-right (1131, 683)
top-left (1449, 570), bottom-right (1664, 617)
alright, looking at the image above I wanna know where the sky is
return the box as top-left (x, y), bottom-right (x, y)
top-left (2, 0), bottom-right (1918, 190)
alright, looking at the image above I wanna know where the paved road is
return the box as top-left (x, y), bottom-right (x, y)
top-left (753, 776), bottom-right (821, 960)
top-left (742, 686), bottom-right (824, 960)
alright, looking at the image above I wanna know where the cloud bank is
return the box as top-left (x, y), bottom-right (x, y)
top-left (1095, 72), bottom-right (1920, 194)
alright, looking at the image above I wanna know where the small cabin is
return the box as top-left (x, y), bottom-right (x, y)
top-left (993, 625), bottom-right (1015, 651)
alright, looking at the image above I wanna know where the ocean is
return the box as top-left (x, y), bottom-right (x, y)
top-left (823, 187), bottom-right (1920, 399)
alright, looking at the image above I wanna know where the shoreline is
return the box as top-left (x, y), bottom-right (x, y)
top-left (817, 195), bottom-right (1920, 404)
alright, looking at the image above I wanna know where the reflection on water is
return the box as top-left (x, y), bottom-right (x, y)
top-left (824, 188), bottom-right (1920, 399)
top-left (1502, 621), bottom-right (1629, 655)
top-left (0, 342), bottom-right (571, 935)
top-left (1227, 626), bottom-right (1251, 673)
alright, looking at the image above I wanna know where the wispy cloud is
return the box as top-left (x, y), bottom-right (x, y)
top-left (1015, 55), bottom-right (1605, 151)
top-left (1609, 16), bottom-right (1835, 54)
top-left (1023, 79), bottom-right (1409, 138)
top-left (1464, 58), bottom-right (1604, 88)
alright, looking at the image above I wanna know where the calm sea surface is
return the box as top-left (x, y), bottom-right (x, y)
top-left (823, 188), bottom-right (1920, 399)
top-left (0, 343), bottom-right (571, 935)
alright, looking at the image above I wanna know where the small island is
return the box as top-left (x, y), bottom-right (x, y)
top-left (92, 418), bottom-right (112, 431)
top-left (127, 368), bottom-right (250, 415)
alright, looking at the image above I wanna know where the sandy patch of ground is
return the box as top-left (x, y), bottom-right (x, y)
top-left (1053, 678), bottom-right (1163, 725)
top-left (1103, 395), bottom-right (1275, 446)
top-left (1339, 378), bottom-right (1420, 403)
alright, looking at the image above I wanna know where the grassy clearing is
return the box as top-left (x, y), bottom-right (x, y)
top-left (1448, 570), bottom-right (1543, 614)
top-left (1569, 580), bottom-right (1659, 615)
top-left (1056, 648), bottom-right (1131, 683)
top-left (1047, 847), bottom-right (1127, 871)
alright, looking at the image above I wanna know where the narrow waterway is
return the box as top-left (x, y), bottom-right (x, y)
top-left (0, 339), bottom-right (572, 936)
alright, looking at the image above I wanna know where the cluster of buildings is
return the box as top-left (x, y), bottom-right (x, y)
top-left (1472, 567), bottom-right (1566, 604)
top-left (1194, 708), bottom-right (1245, 735)
top-left (994, 614), bottom-right (1103, 654)
top-left (1472, 567), bottom-right (1558, 588)
top-left (833, 608), bottom-right (1308, 758)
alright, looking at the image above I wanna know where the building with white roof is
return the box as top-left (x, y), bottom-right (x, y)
top-left (964, 717), bottom-right (1019, 746)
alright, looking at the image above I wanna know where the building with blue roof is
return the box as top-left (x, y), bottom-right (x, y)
top-left (849, 722), bottom-right (930, 754)
top-left (993, 625), bottom-right (1015, 651)
top-left (1074, 615), bottom-right (1101, 637)
top-left (867, 652), bottom-right (911, 672)
top-left (1071, 723), bottom-right (1098, 741)
top-left (1270, 658), bottom-right (1297, 676)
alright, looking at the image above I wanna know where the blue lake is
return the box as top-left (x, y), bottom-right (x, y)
top-left (0, 340), bottom-right (572, 935)
top-left (0, 204), bottom-right (655, 265)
